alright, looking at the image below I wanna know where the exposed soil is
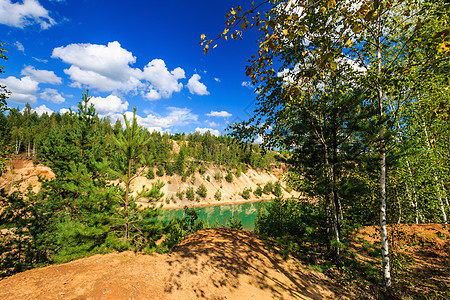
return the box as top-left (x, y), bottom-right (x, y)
top-left (0, 157), bottom-right (54, 194)
top-left (351, 224), bottom-right (450, 299)
top-left (0, 229), bottom-right (349, 300)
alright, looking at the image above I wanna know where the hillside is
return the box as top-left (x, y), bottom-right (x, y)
top-left (0, 228), bottom-right (348, 300)
top-left (0, 157), bottom-right (300, 209)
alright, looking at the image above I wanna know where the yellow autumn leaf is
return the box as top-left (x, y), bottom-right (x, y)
top-left (330, 61), bottom-right (337, 70)
top-left (231, 8), bottom-right (237, 15)
top-left (201, 34), bottom-right (205, 41)
top-left (283, 29), bottom-right (288, 36)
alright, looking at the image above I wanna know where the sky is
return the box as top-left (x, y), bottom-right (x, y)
top-left (0, 0), bottom-right (263, 136)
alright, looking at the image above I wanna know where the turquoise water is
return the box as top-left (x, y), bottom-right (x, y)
top-left (161, 201), bottom-right (267, 231)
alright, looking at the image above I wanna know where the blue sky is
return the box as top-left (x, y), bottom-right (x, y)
top-left (0, 0), bottom-right (262, 136)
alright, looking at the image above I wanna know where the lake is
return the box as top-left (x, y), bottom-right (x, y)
top-left (161, 201), bottom-right (268, 231)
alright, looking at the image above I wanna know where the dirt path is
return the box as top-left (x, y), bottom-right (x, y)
top-left (0, 229), bottom-right (348, 299)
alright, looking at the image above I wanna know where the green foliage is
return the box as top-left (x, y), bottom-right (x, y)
top-left (199, 164), bottom-right (206, 174)
top-left (263, 182), bottom-right (273, 195)
top-left (176, 190), bottom-right (185, 200)
top-left (196, 183), bottom-right (207, 198)
top-left (156, 165), bottom-right (164, 177)
top-left (255, 198), bottom-right (328, 247)
top-left (273, 181), bottom-right (283, 197)
top-left (225, 171), bottom-right (233, 183)
top-left (235, 165), bottom-right (242, 177)
top-left (240, 187), bottom-right (252, 200)
top-left (214, 189), bottom-right (222, 201)
top-left (254, 185), bottom-right (263, 198)
top-left (185, 187), bottom-right (195, 201)
top-left (163, 207), bottom-right (206, 249)
top-left (214, 169), bottom-right (223, 181)
top-left (226, 216), bottom-right (243, 230)
top-left (146, 168), bottom-right (155, 179)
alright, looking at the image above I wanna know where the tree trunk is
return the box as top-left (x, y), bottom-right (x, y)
top-left (124, 157), bottom-right (132, 241)
top-left (377, 17), bottom-right (391, 288)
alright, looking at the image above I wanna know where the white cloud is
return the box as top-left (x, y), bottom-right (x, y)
top-left (254, 135), bottom-right (264, 144)
top-left (125, 107), bottom-right (197, 130)
top-left (141, 59), bottom-right (185, 100)
top-left (32, 57), bottom-right (48, 63)
top-left (52, 41), bottom-right (187, 99)
top-left (0, 76), bottom-right (39, 104)
top-left (186, 74), bottom-right (209, 96)
top-left (206, 110), bottom-right (231, 118)
top-left (88, 95), bottom-right (128, 117)
top-left (14, 41), bottom-right (24, 52)
top-left (32, 104), bottom-right (53, 116)
top-left (59, 108), bottom-right (71, 114)
top-left (40, 88), bottom-right (65, 103)
top-left (195, 127), bottom-right (220, 136)
top-left (205, 120), bottom-right (219, 127)
top-left (21, 65), bottom-right (62, 84)
top-left (0, 0), bottom-right (56, 29)
top-left (241, 81), bottom-right (254, 89)
top-left (214, 77), bottom-right (221, 82)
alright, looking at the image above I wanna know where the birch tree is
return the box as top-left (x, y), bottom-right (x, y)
top-left (204, 0), bottom-right (449, 287)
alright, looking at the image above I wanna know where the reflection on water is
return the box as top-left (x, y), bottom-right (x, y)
top-left (161, 201), bottom-right (267, 231)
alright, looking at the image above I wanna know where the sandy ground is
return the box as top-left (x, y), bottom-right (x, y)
top-left (0, 229), bottom-right (348, 300)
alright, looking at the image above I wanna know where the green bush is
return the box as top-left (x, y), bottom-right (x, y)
top-left (226, 171), bottom-right (233, 183)
top-left (254, 185), bottom-right (263, 198)
top-left (146, 168), bottom-right (155, 179)
top-left (263, 182), bottom-right (273, 195)
top-left (226, 216), bottom-right (243, 230)
top-left (235, 165), bottom-right (242, 178)
top-left (176, 190), bottom-right (185, 200)
top-left (214, 169), bottom-right (222, 181)
top-left (273, 181), bottom-right (283, 197)
top-left (186, 187), bottom-right (195, 201)
top-left (199, 164), bottom-right (206, 174)
top-left (156, 165), bottom-right (164, 177)
top-left (214, 189), bottom-right (222, 201)
top-left (196, 184), bottom-right (207, 198)
top-left (241, 187), bottom-right (252, 200)
top-left (164, 162), bottom-right (174, 176)
top-left (206, 175), bottom-right (211, 182)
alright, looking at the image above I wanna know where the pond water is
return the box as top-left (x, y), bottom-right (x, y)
top-left (161, 201), bottom-right (268, 231)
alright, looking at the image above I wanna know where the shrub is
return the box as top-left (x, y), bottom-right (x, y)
top-left (206, 175), bottom-right (211, 182)
top-left (199, 164), bottom-right (206, 174)
top-left (146, 168), bottom-right (155, 179)
top-left (186, 187), bottom-right (195, 201)
top-left (156, 165), bottom-right (164, 177)
top-left (164, 162), bottom-right (174, 176)
top-left (196, 184), bottom-right (207, 198)
top-left (190, 175), bottom-right (196, 185)
top-left (241, 187), bottom-right (252, 200)
top-left (176, 190), bottom-right (185, 200)
top-left (214, 169), bottom-right (222, 181)
top-left (214, 189), bottom-right (222, 201)
top-left (225, 171), bottom-right (233, 183)
top-left (226, 216), bottom-right (243, 230)
top-left (273, 181), bottom-right (283, 197)
top-left (263, 182), bottom-right (273, 195)
top-left (235, 165), bottom-right (242, 178)
top-left (254, 185), bottom-right (263, 198)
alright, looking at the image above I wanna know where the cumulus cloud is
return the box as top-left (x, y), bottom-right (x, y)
top-left (254, 135), bottom-right (264, 144)
top-left (123, 107), bottom-right (198, 130)
top-left (0, 0), bottom-right (56, 29)
top-left (186, 74), bottom-right (209, 96)
top-left (40, 88), bottom-right (65, 103)
top-left (21, 65), bottom-right (62, 84)
top-left (14, 41), bottom-right (24, 52)
top-left (0, 76), bottom-right (39, 104)
top-left (88, 94), bottom-right (129, 117)
top-left (32, 104), bottom-right (53, 116)
top-left (52, 41), bottom-right (188, 100)
top-left (195, 127), bottom-right (220, 137)
top-left (59, 108), bottom-right (71, 114)
top-left (141, 59), bottom-right (185, 100)
top-left (241, 81), bottom-right (254, 89)
top-left (206, 110), bottom-right (231, 118)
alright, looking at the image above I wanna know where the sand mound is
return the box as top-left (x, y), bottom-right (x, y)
top-left (0, 229), bottom-right (347, 299)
